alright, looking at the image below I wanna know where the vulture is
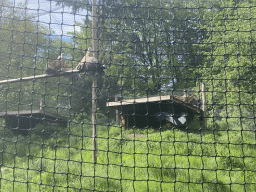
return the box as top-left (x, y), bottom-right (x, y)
top-left (180, 94), bottom-right (199, 106)
top-left (46, 53), bottom-right (80, 81)
top-left (155, 112), bottom-right (187, 127)
top-left (46, 53), bottom-right (66, 75)
top-left (76, 47), bottom-right (105, 75)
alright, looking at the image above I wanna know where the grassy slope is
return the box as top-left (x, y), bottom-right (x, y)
top-left (0, 122), bottom-right (255, 192)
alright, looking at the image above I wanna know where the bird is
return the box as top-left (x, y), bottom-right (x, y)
top-left (155, 112), bottom-right (187, 127)
top-left (45, 53), bottom-right (80, 82)
top-left (46, 53), bottom-right (66, 75)
top-left (180, 94), bottom-right (199, 106)
top-left (76, 47), bottom-right (105, 75)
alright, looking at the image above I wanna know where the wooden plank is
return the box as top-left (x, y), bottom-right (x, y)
top-left (106, 95), bottom-right (172, 107)
top-left (0, 69), bottom-right (80, 85)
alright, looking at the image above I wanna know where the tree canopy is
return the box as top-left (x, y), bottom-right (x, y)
top-left (200, 1), bottom-right (256, 111)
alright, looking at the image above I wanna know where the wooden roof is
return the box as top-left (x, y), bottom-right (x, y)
top-left (0, 109), bottom-right (68, 121)
top-left (106, 95), bottom-right (202, 113)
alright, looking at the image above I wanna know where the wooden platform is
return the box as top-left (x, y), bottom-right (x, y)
top-left (107, 95), bottom-right (201, 113)
top-left (107, 95), bottom-right (202, 128)
top-left (0, 109), bottom-right (68, 130)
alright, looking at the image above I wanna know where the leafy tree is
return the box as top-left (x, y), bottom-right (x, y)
top-left (53, 0), bottom-right (207, 99)
top-left (0, 0), bottom-right (72, 114)
top-left (200, 1), bottom-right (256, 112)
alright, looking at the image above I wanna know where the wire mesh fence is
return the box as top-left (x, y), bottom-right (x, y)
top-left (0, 0), bottom-right (256, 191)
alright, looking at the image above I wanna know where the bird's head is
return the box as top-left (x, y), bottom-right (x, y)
top-left (86, 47), bottom-right (94, 57)
top-left (57, 53), bottom-right (64, 60)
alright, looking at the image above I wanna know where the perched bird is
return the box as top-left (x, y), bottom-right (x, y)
top-left (76, 47), bottom-right (105, 75)
top-left (155, 112), bottom-right (187, 127)
top-left (181, 93), bottom-right (189, 101)
top-left (46, 53), bottom-right (80, 82)
top-left (180, 94), bottom-right (199, 106)
top-left (46, 53), bottom-right (66, 75)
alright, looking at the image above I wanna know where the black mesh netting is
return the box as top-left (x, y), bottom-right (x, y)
top-left (0, 0), bottom-right (255, 191)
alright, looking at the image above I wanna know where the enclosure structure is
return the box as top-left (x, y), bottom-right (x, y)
top-left (107, 95), bottom-right (202, 128)
top-left (0, 109), bottom-right (68, 131)
top-left (1, 0), bottom-right (256, 191)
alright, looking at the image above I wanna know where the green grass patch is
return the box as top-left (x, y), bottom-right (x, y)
top-left (0, 121), bottom-right (255, 191)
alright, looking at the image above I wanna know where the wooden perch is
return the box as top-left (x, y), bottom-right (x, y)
top-left (0, 49), bottom-right (106, 86)
top-left (0, 69), bottom-right (80, 85)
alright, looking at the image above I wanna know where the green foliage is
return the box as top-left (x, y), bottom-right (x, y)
top-left (200, 1), bottom-right (256, 111)
top-left (57, 0), bottom-right (208, 98)
top-left (1, 0), bottom-right (256, 190)
top-left (0, 0), bottom-right (51, 79)
top-left (102, 0), bottom-right (206, 95)
top-left (0, 0), bottom-right (75, 114)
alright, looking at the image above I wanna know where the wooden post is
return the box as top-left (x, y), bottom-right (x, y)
top-left (92, 0), bottom-right (98, 163)
top-left (40, 100), bottom-right (43, 111)
top-left (126, 115), bottom-right (128, 128)
top-left (115, 69), bottom-right (119, 124)
top-left (115, 95), bottom-right (119, 124)
top-left (120, 115), bottom-right (125, 128)
top-left (202, 82), bottom-right (207, 127)
top-left (92, 75), bottom-right (97, 162)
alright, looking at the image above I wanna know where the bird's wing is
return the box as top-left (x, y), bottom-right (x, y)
top-left (75, 55), bottom-right (86, 70)
top-left (75, 55), bottom-right (99, 70)
top-left (46, 60), bottom-right (59, 74)
top-left (87, 57), bottom-right (98, 63)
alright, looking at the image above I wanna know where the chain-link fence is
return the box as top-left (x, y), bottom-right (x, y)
top-left (0, 0), bottom-right (256, 191)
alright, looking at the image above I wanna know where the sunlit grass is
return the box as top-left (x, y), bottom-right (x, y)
top-left (0, 120), bottom-right (255, 191)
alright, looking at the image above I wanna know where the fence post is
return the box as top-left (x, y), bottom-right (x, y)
top-left (40, 99), bottom-right (43, 111)
top-left (202, 82), bottom-right (207, 127)
top-left (92, 0), bottom-right (98, 163)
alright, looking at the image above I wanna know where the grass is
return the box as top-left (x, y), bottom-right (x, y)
top-left (0, 118), bottom-right (255, 192)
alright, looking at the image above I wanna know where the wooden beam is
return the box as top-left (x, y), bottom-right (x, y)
top-left (0, 69), bottom-right (80, 85)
